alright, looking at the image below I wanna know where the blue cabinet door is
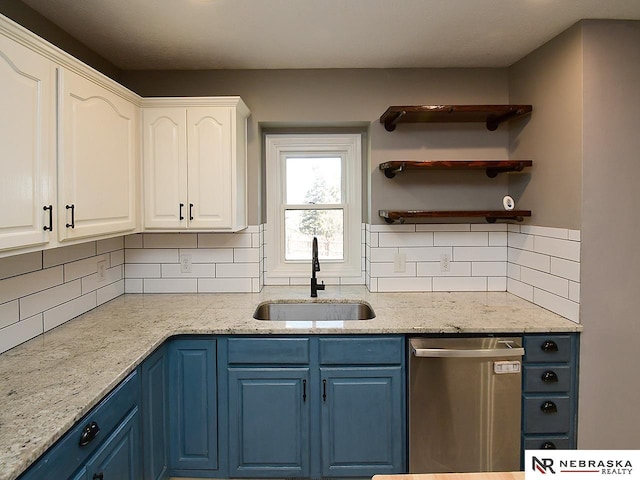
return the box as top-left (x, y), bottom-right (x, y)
top-left (141, 346), bottom-right (168, 480)
top-left (228, 368), bottom-right (310, 477)
top-left (84, 408), bottom-right (141, 480)
top-left (320, 367), bottom-right (405, 477)
top-left (168, 338), bottom-right (218, 471)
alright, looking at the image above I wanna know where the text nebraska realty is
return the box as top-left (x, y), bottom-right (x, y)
top-left (560, 459), bottom-right (632, 475)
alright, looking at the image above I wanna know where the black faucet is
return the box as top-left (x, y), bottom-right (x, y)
top-left (311, 237), bottom-right (325, 297)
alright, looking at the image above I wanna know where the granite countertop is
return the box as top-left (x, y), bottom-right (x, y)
top-left (0, 287), bottom-right (581, 480)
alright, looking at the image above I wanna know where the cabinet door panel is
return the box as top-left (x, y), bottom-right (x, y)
top-left (141, 347), bottom-right (168, 480)
top-left (0, 34), bottom-right (54, 251)
top-left (143, 108), bottom-right (187, 229)
top-left (168, 339), bottom-right (218, 471)
top-left (187, 107), bottom-right (232, 229)
top-left (228, 368), bottom-right (310, 477)
top-left (58, 68), bottom-right (137, 240)
top-left (321, 367), bottom-right (404, 477)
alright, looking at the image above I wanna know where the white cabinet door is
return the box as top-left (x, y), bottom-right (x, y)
top-left (58, 68), bottom-right (137, 240)
top-left (142, 99), bottom-right (249, 232)
top-left (187, 107), bottom-right (233, 229)
top-left (143, 108), bottom-right (187, 229)
top-left (0, 33), bottom-right (55, 251)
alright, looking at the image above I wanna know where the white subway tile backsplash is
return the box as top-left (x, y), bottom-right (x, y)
top-left (550, 257), bottom-right (580, 282)
top-left (124, 234), bottom-right (143, 248)
top-left (453, 246), bottom-right (506, 262)
top-left (198, 232), bottom-right (252, 248)
top-left (433, 277), bottom-right (487, 292)
top-left (20, 280), bottom-right (81, 320)
top-left (216, 263), bottom-right (260, 278)
top-left (507, 263), bottom-right (521, 280)
top-left (378, 232), bottom-right (434, 247)
top-left (125, 264), bottom-right (160, 279)
top-left (233, 248), bottom-right (260, 263)
top-left (110, 249), bottom-right (125, 267)
top-left (400, 247), bottom-right (452, 262)
top-left (198, 278), bottom-right (253, 293)
top-left (520, 267), bottom-right (569, 297)
top-left (507, 224), bottom-right (521, 233)
top-left (369, 232), bottom-right (379, 247)
top-left (144, 278), bottom-right (198, 293)
top-left (370, 262), bottom-right (417, 277)
top-left (143, 233), bottom-right (197, 249)
top-left (520, 225), bottom-right (569, 239)
top-left (488, 232), bottom-right (508, 246)
top-left (416, 224), bottom-right (471, 232)
top-left (434, 232), bottom-right (488, 247)
top-left (180, 248), bottom-right (234, 263)
top-left (507, 232), bottom-right (535, 251)
top-left (0, 266), bottom-right (63, 305)
top-left (125, 249), bottom-right (179, 264)
top-left (370, 224), bottom-right (416, 233)
top-left (569, 281), bottom-right (580, 302)
top-left (125, 278), bottom-right (143, 294)
top-left (470, 224), bottom-right (507, 232)
top-left (64, 254), bottom-right (108, 282)
top-left (0, 251), bottom-right (42, 280)
top-left (0, 314), bottom-right (43, 354)
top-left (44, 292), bottom-right (97, 332)
top-left (161, 264), bottom-right (216, 278)
top-left (534, 236), bottom-right (580, 262)
top-left (97, 280), bottom-right (125, 306)
top-left (417, 262), bottom-right (471, 277)
top-left (508, 247), bottom-right (551, 272)
top-left (507, 278), bottom-right (534, 302)
top-left (43, 242), bottom-right (96, 268)
top-left (472, 262), bottom-right (507, 277)
top-left (568, 230), bottom-right (581, 241)
top-left (97, 236), bottom-right (124, 254)
top-left (534, 289), bottom-right (579, 322)
top-left (369, 248), bottom-right (398, 262)
top-left (81, 266), bottom-right (123, 294)
top-left (377, 277), bottom-right (432, 292)
top-left (488, 277), bottom-right (507, 291)
top-left (0, 300), bottom-right (19, 329)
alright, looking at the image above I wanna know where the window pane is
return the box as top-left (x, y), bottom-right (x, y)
top-left (284, 209), bottom-right (343, 260)
top-left (285, 157), bottom-right (342, 204)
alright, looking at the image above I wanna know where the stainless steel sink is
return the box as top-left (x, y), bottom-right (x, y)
top-left (253, 301), bottom-right (375, 321)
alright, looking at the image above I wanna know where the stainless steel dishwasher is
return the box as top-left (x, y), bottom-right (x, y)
top-left (408, 337), bottom-right (524, 473)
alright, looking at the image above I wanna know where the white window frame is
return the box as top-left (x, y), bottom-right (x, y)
top-left (265, 133), bottom-right (362, 280)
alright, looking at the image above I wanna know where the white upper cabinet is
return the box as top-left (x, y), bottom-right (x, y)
top-left (57, 68), bottom-right (138, 241)
top-left (0, 32), bottom-right (55, 252)
top-left (143, 98), bottom-right (250, 231)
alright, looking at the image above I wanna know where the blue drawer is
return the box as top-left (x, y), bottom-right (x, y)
top-left (523, 435), bottom-right (572, 450)
top-left (523, 395), bottom-right (571, 434)
top-left (227, 337), bottom-right (310, 364)
top-left (523, 335), bottom-right (572, 363)
top-left (319, 336), bottom-right (403, 365)
top-left (524, 365), bottom-right (572, 393)
top-left (19, 370), bottom-right (139, 480)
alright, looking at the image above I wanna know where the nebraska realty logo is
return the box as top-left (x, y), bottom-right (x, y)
top-left (525, 451), bottom-right (639, 479)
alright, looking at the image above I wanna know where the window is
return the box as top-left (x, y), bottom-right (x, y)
top-left (265, 134), bottom-right (362, 281)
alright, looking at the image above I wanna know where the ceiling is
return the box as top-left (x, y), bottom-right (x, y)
top-left (19, 0), bottom-right (640, 71)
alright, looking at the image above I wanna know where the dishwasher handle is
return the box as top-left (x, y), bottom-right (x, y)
top-left (411, 343), bottom-right (524, 358)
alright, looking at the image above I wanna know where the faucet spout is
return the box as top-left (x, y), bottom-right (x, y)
top-left (311, 237), bottom-right (325, 297)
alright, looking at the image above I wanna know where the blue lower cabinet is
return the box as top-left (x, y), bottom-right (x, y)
top-left (83, 408), bottom-right (141, 480)
top-left (320, 367), bottom-right (404, 477)
top-left (228, 368), bottom-right (311, 477)
top-left (168, 338), bottom-right (218, 474)
top-left (140, 346), bottom-right (168, 480)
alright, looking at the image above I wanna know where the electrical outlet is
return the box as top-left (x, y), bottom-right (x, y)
top-left (439, 253), bottom-right (451, 272)
top-left (393, 252), bottom-right (406, 273)
top-left (97, 260), bottom-right (107, 283)
top-left (180, 254), bottom-right (193, 273)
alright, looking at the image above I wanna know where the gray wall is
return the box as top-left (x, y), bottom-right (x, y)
top-left (0, 0), bottom-right (120, 79)
top-left (578, 20), bottom-right (640, 449)
top-left (120, 68), bottom-right (511, 225)
top-left (509, 23), bottom-right (583, 230)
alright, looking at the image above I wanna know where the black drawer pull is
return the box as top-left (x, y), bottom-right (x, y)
top-left (65, 204), bottom-right (75, 229)
top-left (93, 473), bottom-right (103, 480)
top-left (541, 370), bottom-right (559, 383)
top-left (43, 205), bottom-right (53, 231)
top-left (79, 421), bottom-right (100, 446)
top-left (303, 379), bottom-right (307, 402)
top-left (541, 441), bottom-right (557, 449)
top-left (541, 340), bottom-right (558, 353)
top-left (322, 379), bottom-right (327, 402)
top-left (189, 203), bottom-right (194, 221)
top-left (179, 203), bottom-right (185, 220)
top-left (540, 401), bottom-right (558, 414)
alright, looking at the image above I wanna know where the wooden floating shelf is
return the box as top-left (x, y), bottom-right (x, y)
top-left (380, 104), bottom-right (533, 132)
top-left (378, 160), bottom-right (533, 178)
top-left (379, 209), bottom-right (532, 224)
